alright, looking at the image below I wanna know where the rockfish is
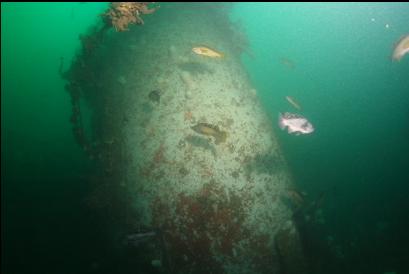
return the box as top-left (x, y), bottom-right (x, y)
top-left (280, 57), bottom-right (295, 69)
top-left (192, 46), bottom-right (224, 58)
top-left (191, 123), bottom-right (227, 144)
top-left (392, 34), bottom-right (409, 61)
top-left (123, 231), bottom-right (156, 247)
top-left (286, 188), bottom-right (306, 207)
top-left (278, 112), bottom-right (314, 135)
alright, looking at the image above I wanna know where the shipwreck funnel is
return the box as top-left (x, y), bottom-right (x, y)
top-left (66, 3), bottom-right (308, 273)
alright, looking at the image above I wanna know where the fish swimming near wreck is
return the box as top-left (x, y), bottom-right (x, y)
top-left (149, 89), bottom-right (161, 103)
top-left (191, 123), bottom-right (227, 144)
top-left (285, 96), bottom-right (301, 110)
top-left (278, 112), bottom-right (314, 135)
top-left (392, 34), bottom-right (409, 61)
top-left (123, 231), bottom-right (157, 247)
top-left (192, 46), bottom-right (224, 58)
top-left (280, 57), bottom-right (295, 69)
top-left (286, 188), bottom-right (306, 208)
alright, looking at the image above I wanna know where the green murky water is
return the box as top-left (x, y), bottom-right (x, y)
top-left (2, 3), bottom-right (409, 274)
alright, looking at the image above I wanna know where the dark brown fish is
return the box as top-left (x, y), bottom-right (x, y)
top-left (149, 90), bottom-right (161, 103)
top-left (191, 123), bottom-right (227, 144)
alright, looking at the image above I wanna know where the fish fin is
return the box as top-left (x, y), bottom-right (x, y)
top-left (278, 113), bottom-right (285, 130)
top-left (287, 127), bottom-right (296, 134)
top-left (214, 131), bottom-right (227, 145)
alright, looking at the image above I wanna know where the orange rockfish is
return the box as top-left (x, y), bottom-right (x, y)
top-left (191, 123), bottom-right (227, 144)
top-left (392, 34), bottom-right (409, 61)
top-left (192, 46), bottom-right (224, 58)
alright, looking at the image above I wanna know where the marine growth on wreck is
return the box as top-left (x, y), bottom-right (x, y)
top-left (63, 3), bottom-right (307, 273)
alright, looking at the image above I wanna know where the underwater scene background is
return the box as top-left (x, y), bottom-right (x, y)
top-left (2, 3), bottom-right (409, 274)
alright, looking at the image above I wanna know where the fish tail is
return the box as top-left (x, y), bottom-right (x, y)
top-left (278, 113), bottom-right (285, 130)
top-left (215, 131), bottom-right (227, 145)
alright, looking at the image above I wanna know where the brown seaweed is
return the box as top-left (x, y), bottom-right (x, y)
top-left (103, 2), bottom-right (159, 32)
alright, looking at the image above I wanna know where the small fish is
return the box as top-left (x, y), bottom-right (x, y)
top-left (192, 46), bottom-right (224, 58)
top-left (285, 96), bottom-right (301, 110)
top-left (191, 123), bottom-right (227, 144)
top-left (392, 34), bottom-right (409, 61)
top-left (124, 231), bottom-right (156, 247)
top-left (280, 57), bottom-right (295, 69)
top-left (278, 112), bottom-right (314, 135)
top-left (287, 188), bottom-right (306, 207)
top-left (149, 90), bottom-right (161, 103)
top-left (311, 191), bottom-right (326, 210)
